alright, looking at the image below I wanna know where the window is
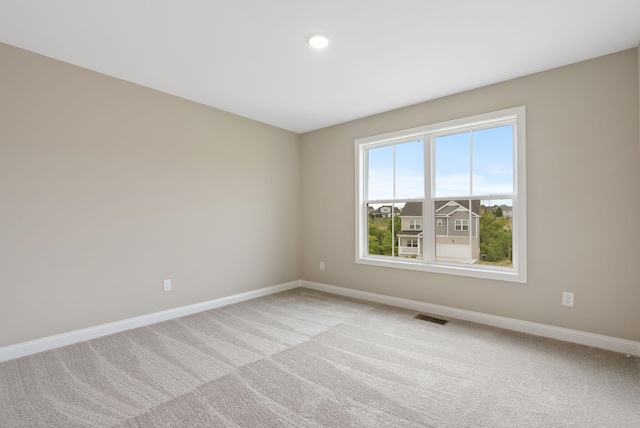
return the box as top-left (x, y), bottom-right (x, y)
top-left (455, 219), bottom-right (469, 231)
top-left (355, 107), bottom-right (526, 283)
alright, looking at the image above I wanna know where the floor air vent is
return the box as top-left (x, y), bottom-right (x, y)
top-left (414, 314), bottom-right (448, 325)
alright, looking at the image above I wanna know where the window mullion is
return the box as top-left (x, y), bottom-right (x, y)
top-left (360, 146), bottom-right (367, 258)
top-left (423, 134), bottom-right (435, 263)
top-left (469, 198), bottom-right (473, 263)
top-left (392, 146), bottom-right (396, 257)
top-left (469, 130), bottom-right (474, 196)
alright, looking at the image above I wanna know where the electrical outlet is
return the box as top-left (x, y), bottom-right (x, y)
top-left (562, 292), bottom-right (574, 307)
top-left (320, 262), bottom-right (325, 271)
top-left (163, 279), bottom-right (172, 292)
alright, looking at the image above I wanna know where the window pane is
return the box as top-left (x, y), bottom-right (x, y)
top-left (473, 125), bottom-right (514, 195)
top-left (367, 146), bottom-right (393, 200)
top-left (395, 140), bottom-right (424, 199)
top-left (367, 202), bottom-right (404, 257)
top-left (398, 201), bottom-right (423, 259)
top-left (478, 198), bottom-right (513, 268)
top-left (435, 132), bottom-right (471, 197)
top-left (435, 199), bottom-right (479, 264)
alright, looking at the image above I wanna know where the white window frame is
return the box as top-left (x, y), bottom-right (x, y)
top-left (407, 238), bottom-right (418, 248)
top-left (455, 219), bottom-right (469, 231)
top-left (409, 219), bottom-right (421, 230)
top-left (355, 106), bottom-right (527, 283)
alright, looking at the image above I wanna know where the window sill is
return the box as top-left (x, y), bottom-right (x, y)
top-left (356, 255), bottom-right (526, 283)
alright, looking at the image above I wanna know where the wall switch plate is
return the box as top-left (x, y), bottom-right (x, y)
top-left (320, 262), bottom-right (325, 271)
top-left (562, 292), bottom-right (574, 307)
top-left (163, 279), bottom-right (172, 292)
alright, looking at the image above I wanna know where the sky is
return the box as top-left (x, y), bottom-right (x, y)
top-left (367, 124), bottom-right (514, 202)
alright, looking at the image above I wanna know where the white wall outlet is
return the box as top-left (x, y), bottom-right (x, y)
top-left (320, 262), bottom-right (325, 271)
top-left (562, 292), bottom-right (574, 307)
top-left (163, 279), bottom-right (172, 292)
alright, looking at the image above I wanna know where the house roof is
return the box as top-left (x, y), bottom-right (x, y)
top-left (397, 230), bottom-right (423, 237)
top-left (436, 204), bottom-right (459, 216)
top-left (401, 200), bottom-right (481, 217)
top-left (400, 202), bottom-right (422, 217)
top-left (436, 200), bottom-right (481, 217)
top-left (483, 204), bottom-right (513, 215)
top-left (373, 205), bottom-right (400, 214)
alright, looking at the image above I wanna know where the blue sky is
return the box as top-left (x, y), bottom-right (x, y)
top-left (368, 125), bottom-right (513, 201)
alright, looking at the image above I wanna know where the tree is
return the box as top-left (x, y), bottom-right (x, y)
top-left (368, 234), bottom-right (381, 255)
top-left (380, 230), bottom-right (394, 255)
top-left (368, 222), bottom-right (385, 255)
top-left (495, 206), bottom-right (503, 217)
top-left (479, 212), bottom-right (512, 262)
top-left (368, 214), bottom-right (402, 256)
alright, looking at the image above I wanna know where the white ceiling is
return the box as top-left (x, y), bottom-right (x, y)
top-left (1, 1), bottom-right (639, 133)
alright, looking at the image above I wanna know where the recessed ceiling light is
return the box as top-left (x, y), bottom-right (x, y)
top-left (307, 33), bottom-right (330, 49)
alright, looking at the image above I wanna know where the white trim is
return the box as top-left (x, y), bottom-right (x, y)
top-left (355, 108), bottom-right (520, 146)
top-left (0, 280), bottom-right (301, 363)
top-left (455, 218), bottom-right (470, 231)
top-left (355, 106), bottom-right (527, 283)
top-left (2, 279), bottom-right (638, 362)
top-left (301, 280), bottom-right (640, 357)
top-left (358, 252), bottom-right (520, 282)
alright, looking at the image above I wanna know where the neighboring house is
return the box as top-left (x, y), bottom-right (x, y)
top-left (500, 204), bottom-right (513, 219)
top-left (484, 204), bottom-right (513, 219)
top-left (435, 200), bottom-right (481, 261)
top-left (372, 205), bottom-right (400, 218)
top-left (396, 202), bottom-right (423, 257)
top-left (397, 200), bottom-right (481, 262)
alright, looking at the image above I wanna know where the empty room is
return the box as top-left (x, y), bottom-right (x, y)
top-left (1, 1), bottom-right (639, 427)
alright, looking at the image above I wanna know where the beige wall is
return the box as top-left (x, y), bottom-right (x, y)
top-left (301, 49), bottom-right (640, 342)
top-left (0, 43), bottom-right (301, 347)
top-left (2, 41), bottom-right (639, 349)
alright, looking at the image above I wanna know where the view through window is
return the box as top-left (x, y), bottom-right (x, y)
top-left (357, 107), bottom-right (526, 282)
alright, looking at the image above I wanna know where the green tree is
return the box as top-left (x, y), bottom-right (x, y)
top-left (479, 212), bottom-right (512, 262)
top-left (368, 234), bottom-right (381, 255)
top-left (495, 206), bottom-right (503, 217)
top-left (381, 230), bottom-right (393, 256)
top-left (388, 214), bottom-right (401, 235)
top-left (368, 222), bottom-right (385, 255)
top-left (369, 222), bottom-right (383, 240)
top-left (367, 214), bottom-right (402, 256)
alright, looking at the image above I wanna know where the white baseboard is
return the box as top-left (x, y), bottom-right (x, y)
top-left (0, 280), bottom-right (301, 363)
top-left (3, 279), bottom-right (638, 363)
top-left (302, 280), bottom-right (640, 357)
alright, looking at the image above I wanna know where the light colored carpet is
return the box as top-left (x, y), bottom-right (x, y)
top-left (1, 288), bottom-right (639, 427)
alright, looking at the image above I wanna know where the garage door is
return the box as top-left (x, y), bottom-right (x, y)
top-left (436, 243), bottom-right (471, 259)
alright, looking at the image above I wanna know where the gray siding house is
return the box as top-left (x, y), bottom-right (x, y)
top-left (398, 200), bottom-right (481, 262)
top-left (435, 200), bottom-right (480, 261)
